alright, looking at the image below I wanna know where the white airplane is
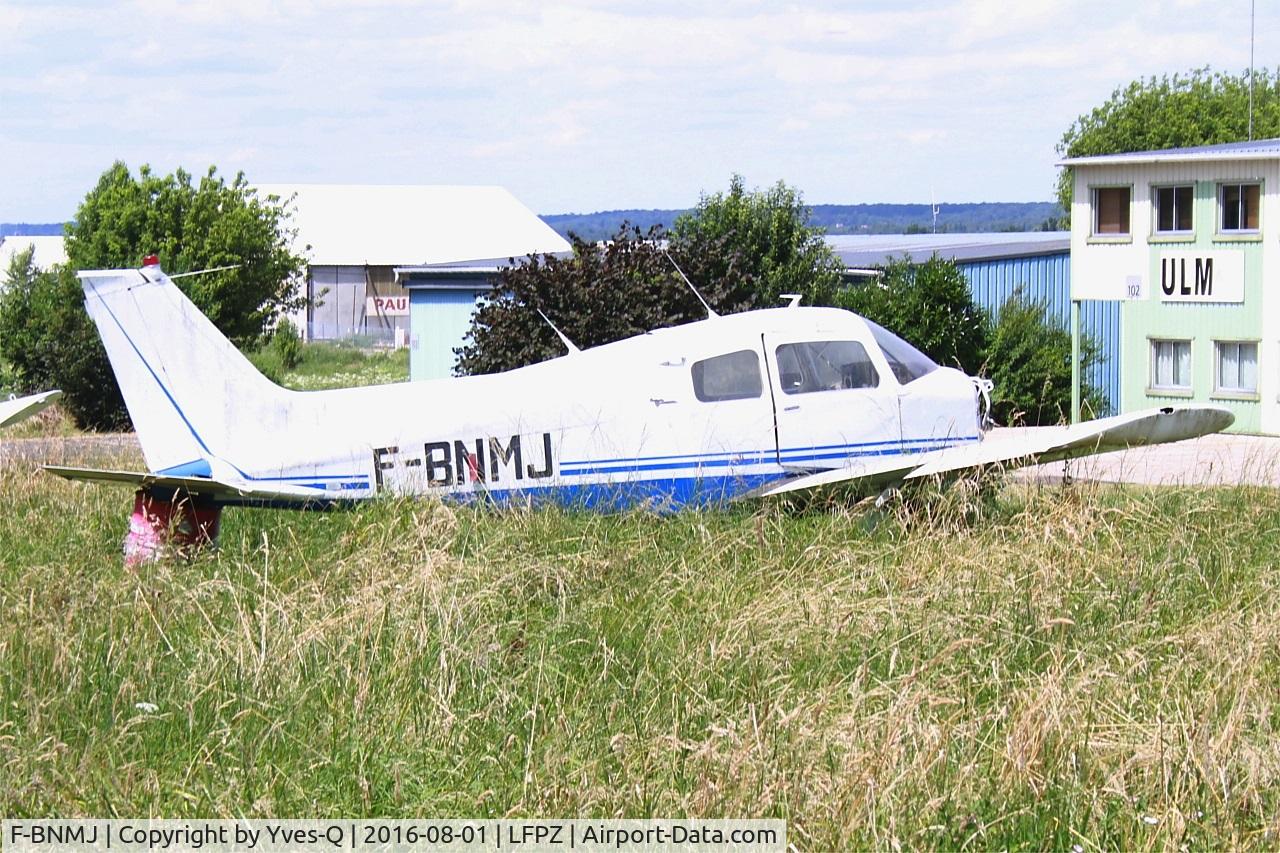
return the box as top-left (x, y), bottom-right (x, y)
top-left (0, 389), bottom-right (61, 430)
top-left (48, 259), bottom-right (1232, 562)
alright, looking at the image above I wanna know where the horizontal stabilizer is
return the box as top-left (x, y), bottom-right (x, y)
top-left (44, 465), bottom-right (321, 505)
top-left (0, 390), bottom-right (62, 429)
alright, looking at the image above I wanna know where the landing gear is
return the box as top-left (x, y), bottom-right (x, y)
top-left (123, 489), bottom-right (222, 566)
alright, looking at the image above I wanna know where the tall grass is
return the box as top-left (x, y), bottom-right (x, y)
top-left (0, 451), bottom-right (1278, 848)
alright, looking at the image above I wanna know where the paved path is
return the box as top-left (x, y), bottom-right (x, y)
top-left (1010, 430), bottom-right (1280, 487)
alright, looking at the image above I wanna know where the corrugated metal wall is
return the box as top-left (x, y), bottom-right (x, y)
top-left (961, 253), bottom-right (1121, 416)
top-left (409, 288), bottom-right (483, 380)
top-left (307, 264), bottom-right (409, 344)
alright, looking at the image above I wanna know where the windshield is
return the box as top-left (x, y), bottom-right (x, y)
top-left (862, 318), bottom-right (939, 384)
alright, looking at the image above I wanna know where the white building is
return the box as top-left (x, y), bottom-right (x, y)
top-left (255, 184), bottom-right (569, 348)
top-left (0, 235), bottom-right (66, 274)
top-left (1061, 138), bottom-right (1280, 434)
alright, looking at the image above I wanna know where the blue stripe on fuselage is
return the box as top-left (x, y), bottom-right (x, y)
top-left (559, 436), bottom-right (978, 477)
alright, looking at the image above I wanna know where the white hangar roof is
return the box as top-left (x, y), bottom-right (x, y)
top-left (0, 235), bottom-right (66, 271)
top-left (254, 184), bottom-right (571, 267)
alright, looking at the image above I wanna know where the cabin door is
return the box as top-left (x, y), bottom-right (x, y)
top-left (764, 334), bottom-right (902, 470)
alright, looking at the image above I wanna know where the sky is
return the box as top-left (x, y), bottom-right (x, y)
top-left (0, 0), bottom-right (1273, 220)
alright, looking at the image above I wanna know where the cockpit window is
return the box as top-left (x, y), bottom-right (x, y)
top-left (691, 349), bottom-right (763, 402)
top-left (775, 341), bottom-right (879, 395)
top-left (862, 318), bottom-right (939, 384)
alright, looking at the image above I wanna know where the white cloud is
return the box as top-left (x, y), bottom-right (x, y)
top-left (0, 0), bottom-right (1276, 219)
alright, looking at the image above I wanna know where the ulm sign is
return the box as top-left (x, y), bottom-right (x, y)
top-left (1159, 250), bottom-right (1244, 303)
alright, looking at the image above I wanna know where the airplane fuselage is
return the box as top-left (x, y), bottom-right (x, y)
top-left (211, 307), bottom-right (985, 509)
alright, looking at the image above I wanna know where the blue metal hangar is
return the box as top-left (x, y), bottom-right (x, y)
top-left (828, 232), bottom-right (1119, 415)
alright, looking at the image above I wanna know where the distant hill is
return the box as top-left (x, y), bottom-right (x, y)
top-left (0, 223), bottom-right (65, 238)
top-left (541, 202), bottom-right (1065, 241)
top-left (539, 209), bottom-right (678, 242)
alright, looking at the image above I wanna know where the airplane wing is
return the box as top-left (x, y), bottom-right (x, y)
top-left (0, 390), bottom-right (62, 429)
top-left (750, 405), bottom-right (1234, 499)
top-left (44, 465), bottom-right (323, 505)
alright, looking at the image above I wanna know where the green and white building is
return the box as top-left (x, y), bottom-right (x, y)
top-left (1063, 139), bottom-right (1280, 434)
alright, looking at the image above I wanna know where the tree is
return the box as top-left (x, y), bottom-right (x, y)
top-left (669, 175), bottom-right (845, 310)
top-left (456, 176), bottom-right (846, 375)
top-left (65, 162), bottom-right (305, 343)
top-left (836, 255), bottom-right (988, 374)
top-left (983, 294), bottom-right (1104, 426)
top-left (1, 250), bottom-right (127, 428)
top-left (455, 225), bottom-right (702, 376)
top-left (0, 162), bottom-right (306, 429)
top-left (1056, 67), bottom-right (1280, 210)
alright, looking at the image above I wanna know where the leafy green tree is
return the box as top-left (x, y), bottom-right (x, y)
top-left (0, 249), bottom-right (125, 427)
top-left (670, 175), bottom-right (845, 310)
top-left (983, 294), bottom-right (1104, 426)
top-left (0, 161), bottom-right (306, 429)
top-left (1056, 67), bottom-right (1280, 210)
top-left (66, 162), bottom-right (306, 342)
top-left (456, 176), bottom-right (846, 375)
top-left (836, 255), bottom-right (989, 373)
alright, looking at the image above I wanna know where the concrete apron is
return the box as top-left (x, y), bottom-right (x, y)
top-left (1005, 430), bottom-right (1280, 488)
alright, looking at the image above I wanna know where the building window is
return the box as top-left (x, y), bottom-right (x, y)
top-left (1215, 340), bottom-right (1258, 394)
top-left (1220, 183), bottom-right (1261, 232)
top-left (1092, 186), bottom-right (1131, 235)
top-left (1150, 339), bottom-right (1192, 391)
top-left (691, 349), bottom-right (762, 402)
top-left (1154, 185), bottom-right (1193, 233)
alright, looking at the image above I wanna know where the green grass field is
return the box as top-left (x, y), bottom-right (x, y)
top-left (248, 340), bottom-right (410, 391)
top-left (1, 450), bottom-right (1278, 848)
top-left (2, 341), bottom-right (410, 439)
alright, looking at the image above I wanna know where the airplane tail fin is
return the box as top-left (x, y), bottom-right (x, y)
top-left (78, 261), bottom-right (290, 476)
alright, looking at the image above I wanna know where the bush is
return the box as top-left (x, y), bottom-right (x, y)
top-left (837, 255), bottom-right (989, 373)
top-left (245, 347), bottom-right (285, 385)
top-left (983, 294), bottom-right (1104, 426)
top-left (270, 318), bottom-right (303, 370)
top-left (455, 225), bottom-right (698, 376)
top-left (0, 357), bottom-right (18, 396)
top-left (839, 258), bottom-right (1103, 426)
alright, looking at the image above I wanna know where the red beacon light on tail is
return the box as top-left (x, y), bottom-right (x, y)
top-left (142, 254), bottom-right (160, 267)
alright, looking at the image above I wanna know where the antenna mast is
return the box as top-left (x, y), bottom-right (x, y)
top-left (536, 309), bottom-right (581, 354)
top-left (168, 264), bottom-right (242, 279)
top-left (663, 251), bottom-right (718, 318)
top-left (1249, 0), bottom-right (1256, 140)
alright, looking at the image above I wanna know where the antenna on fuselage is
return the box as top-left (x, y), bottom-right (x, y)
top-left (537, 309), bottom-right (581, 355)
top-left (780, 293), bottom-right (802, 308)
top-left (663, 251), bottom-right (718, 318)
